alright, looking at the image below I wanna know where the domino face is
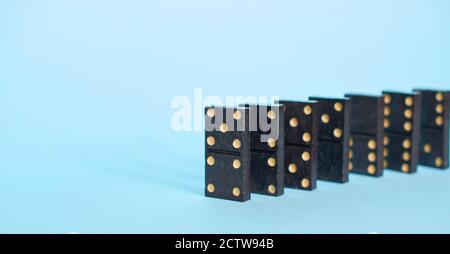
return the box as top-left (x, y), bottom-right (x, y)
top-left (204, 106), bottom-right (251, 202)
top-left (345, 94), bottom-right (384, 177)
top-left (308, 97), bottom-right (351, 183)
top-left (414, 89), bottom-right (450, 169)
top-left (382, 91), bottom-right (421, 173)
top-left (277, 100), bottom-right (318, 190)
top-left (248, 104), bottom-right (285, 196)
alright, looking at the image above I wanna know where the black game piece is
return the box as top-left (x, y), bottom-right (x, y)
top-left (277, 100), bottom-right (318, 190)
top-left (414, 89), bottom-right (449, 169)
top-left (345, 94), bottom-right (384, 177)
top-left (382, 91), bottom-right (421, 173)
top-left (308, 97), bottom-right (351, 183)
top-left (247, 104), bottom-right (285, 196)
top-left (204, 106), bottom-right (251, 202)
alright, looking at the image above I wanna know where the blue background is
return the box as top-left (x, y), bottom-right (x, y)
top-left (1, 0), bottom-right (450, 233)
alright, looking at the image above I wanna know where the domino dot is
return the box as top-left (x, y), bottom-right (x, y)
top-left (334, 102), bottom-right (343, 112)
top-left (267, 157), bottom-right (276, 167)
top-left (349, 137), bottom-right (354, 147)
top-left (402, 139), bottom-right (411, 149)
top-left (384, 118), bottom-right (390, 128)
top-left (219, 123), bottom-right (228, 133)
top-left (383, 136), bottom-right (389, 145)
top-left (436, 92), bottom-right (444, 102)
top-left (404, 109), bottom-right (413, 119)
top-left (333, 128), bottom-right (343, 138)
top-left (207, 136), bottom-right (215, 146)
top-left (383, 147), bottom-right (389, 157)
top-left (303, 105), bottom-right (312, 115)
top-left (206, 108), bottom-right (215, 118)
top-left (384, 94), bottom-right (392, 104)
top-left (232, 139), bottom-right (241, 149)
top-left (267, 185), bottom-right (276, 194)
top-left (301, 151), bottom-right (311, 161)
top-left (367, 165), bottom-right (376, 175)
top-left (321, 114), bottom-right (330, 123)
top-left (232, 187), bottom-right (241, 197)
top-left (267, 138), bottom-right (277, 148)
top-left (435, 116), bottom-right (443, 126)
top-left (348, 161), bottom-right (353, 171)
top-left (435, 157), bottom-right (443, 167)
top-left (207, 184), bottom-right (215, 193)
top-left (403, 121), bottom-right (412, 132)
top-left (301, 178), bottom-right (310, 188)
top-left (233, 110), bottom-right (241, 120)
top-left (207, 156), bottom-right (215, 166)
top-left (289, 117), bottom-right (299, 127)
top-left (368, 139), bottom-right (377, 150)
top-left (404, 96), bottom-right (414, 106)
top-left (288, 163), bottom-right (298, 173)
top-left (384, 106), bottom-right (391, 116)
top-left (423, 144), bottom-right (432, 154)
top-left (436, 104), bottom-right (444, 114)
top-left (368, 152), bottom-right (376, 162)
top-left (302, 132), bottom-right (312, 142)
top-left (232, 159), bottom-right (241, 169)
top-left (349, 149), bottom-right (353, 159)
top-left (267, 110), bottom-right (276, 120)
top-left (402, 151), bottom-right (411, 161)
top-left (384, 159), bottom-right (388, 168)
top-left (401, 163), bottom-right (410, 173)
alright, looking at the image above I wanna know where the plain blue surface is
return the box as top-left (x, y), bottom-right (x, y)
top-left (1, 0), bottom-right (450, 233)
